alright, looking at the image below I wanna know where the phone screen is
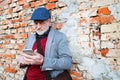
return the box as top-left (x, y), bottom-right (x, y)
top-left (23, 49), bottom-right (33, 55)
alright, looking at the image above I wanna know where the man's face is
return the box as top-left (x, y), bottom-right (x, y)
top-left (34, 19), bottom-right (50, 35)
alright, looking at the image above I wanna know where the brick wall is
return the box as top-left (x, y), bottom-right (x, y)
top-left (0, 0), bottom-right (120, 80)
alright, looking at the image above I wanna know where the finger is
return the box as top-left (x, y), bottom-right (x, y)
top-left (34, 49), bottom-right (37, 53)
top-left (24, 57), bottom-right (33, 63)
top-left (21, 53), bottom-right (33, 59)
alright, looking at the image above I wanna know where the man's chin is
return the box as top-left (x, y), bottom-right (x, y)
top-left (36, 31), bottom-right (45, 35)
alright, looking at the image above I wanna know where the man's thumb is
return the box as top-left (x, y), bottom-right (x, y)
top-left (34, 49), bottom-right (38, 54)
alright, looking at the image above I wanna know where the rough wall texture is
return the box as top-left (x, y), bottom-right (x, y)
top-left (0, 0), bottom-right (120, 80)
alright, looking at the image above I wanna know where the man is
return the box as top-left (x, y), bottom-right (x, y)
top-left (18, 7), bottom-right (72, 80)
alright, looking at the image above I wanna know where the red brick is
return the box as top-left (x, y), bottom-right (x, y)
top-left (70, 71), bottom-right (81, 77)
top-left (90, 17), bottom-right (100, 24)
top-left (49, 0), bottom-right (57, 2)
top-left (24, 16), bottom-right (30, 21)
top-left (18, 28), bottom-right (25, 33)
top-left (38, 0), bottom-right (48, 4)
top-left (0, 45), bottom-right (3, 48)
top-left (18, 44), bottom-right (25, 50)
top-left (97, 7), bottom-right (111, 15)
top-left (0, 7), bottom-right (3, 11)
top-left (79, 19), bottom-right (88, 26)
top-left (93, 49), bottom-right (101, 54)
top-left (14, 44), bottom-right (25, 50)
top-left (90, 15), bottom-right (115, 25)
top-left (14, 23), bottom-right (21, 28)
top-left (25, 27), bottom-right (35, 32)
top-left (99, 15), bottom-right (115, 24)
top-left (4, 67), bottom-right (17, 73)
top-left (11, 18), bottom-right (22, 23)
top-left (4, 40), bottom-right (10, 44)
top-left (1, 20), bottom-right (9, 25)
top-left (4, 35), bottom-right (14, 39)
top-left (8, 8), bottom-right (13, 14)
top-left (101, 48), bottom-right (109, 57)
top-left (21, 22), bottom-right (27, 27)
top-left (22, 4), bottom-right (30, 9)
top-left (35, 1), bottom-right (45, 7)
top-left (3, 54), bottom-right (15, 59)
top-left (18, 0), bottom-right (26, 5)
top-left (14, 33), bottom-right (28, 38)
top-left (30, 2), bottom-right (35, 8)
top-left (45, 3), bottom-right (56, 10)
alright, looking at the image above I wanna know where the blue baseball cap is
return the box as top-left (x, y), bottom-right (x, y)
top-left (30, 7), bottom-right (51, 20)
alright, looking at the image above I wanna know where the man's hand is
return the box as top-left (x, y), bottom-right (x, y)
top-left (19, 49), bottom-right (44, 65)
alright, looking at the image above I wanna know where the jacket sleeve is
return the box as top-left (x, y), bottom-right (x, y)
top-left (42, 33), bottom-right (72, 70)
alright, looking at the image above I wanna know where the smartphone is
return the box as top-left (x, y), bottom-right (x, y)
top-left (23, 49), bottom-right (33, 55)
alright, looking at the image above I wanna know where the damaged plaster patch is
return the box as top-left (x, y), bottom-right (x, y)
top-left (108, 2), bottom-right (120, 21)
top-left (58, 0), bottom-right (120, 79)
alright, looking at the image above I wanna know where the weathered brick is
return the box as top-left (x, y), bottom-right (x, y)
top-left (14, 33), bottom-right (28, 39)
top-left (4, 40), bottom-right (10, 44)
top-left (4, 67), bottom-right (17, 73)
top-left (97, 7), bottom-right (111, 15)
top-left (4, 35), bottom-right (14, 39)
top-left (14, 23), bottom-right (21, 28)
top-left (101, 23), bottom-right (119, 33)
top-left (11, 18), bottom-right (22, 23)
top-left (8, 8), bottom-right (13, 14)
top-left (80, 9), bottom-right (97, 18)
top-left (11, 29), bottom-right (17, 34)
top-left (49, 0), bottom-right (57, 2)
top-left (17, 28), bottom-right (25, 33)
top-left (21, 22), bottom-right (27, 27)
top-left (90, 15), bottom-right (115, 25)
top-left (101, 33), bottom-right (119, 41)
top-left (1, 20), bottom-right (9, 25)
top-left (14, 44), bottom-right (25, 50)
top-left (30, 2), bottom-right (35, 7)
top-left (107, 49), bottom-right (120, 57)
top-left (25, 27), bottom-right (34, 32)
top-left (79, 19), bottom-right (88, 27)
top-left (18, 0), bottom-right (26, 5)
top-left (45, 3), bottom-right (56, 10)
top-left (22, 4), bottom-right (30, 9)
top-left (3, 54), bottom-right (15, 59)
top-left (100, 48), bottom-right (109, 57)
top-left (35, 1), bottom-right (46, 7)
top-left (70, 71), bottom-right (82, 77)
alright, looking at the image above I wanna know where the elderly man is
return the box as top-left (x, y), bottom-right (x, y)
top-left (18, 7), bottom-right (72, 80)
